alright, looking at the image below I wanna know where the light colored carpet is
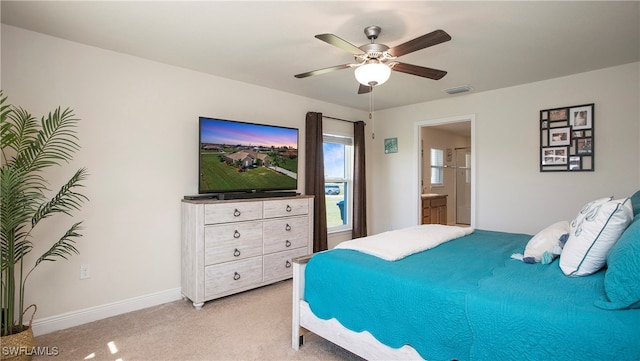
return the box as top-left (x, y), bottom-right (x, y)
top-left (33, 280), bottom-right (364, 361)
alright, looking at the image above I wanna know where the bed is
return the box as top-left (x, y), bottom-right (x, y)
top-left (291, 193), bottom-right (640, 360)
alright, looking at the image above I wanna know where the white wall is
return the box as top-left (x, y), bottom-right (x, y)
top-left (1, 25), bottom-right (368, 332)
top-left (369, 62), bottom-right (640, 235)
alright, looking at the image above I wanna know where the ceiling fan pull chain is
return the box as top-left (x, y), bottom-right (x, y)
top-left (370, 88), bottom-right (375, 139)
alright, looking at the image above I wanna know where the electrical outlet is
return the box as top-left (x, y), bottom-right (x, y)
top-left (80, 264), bottom-right (91, 280)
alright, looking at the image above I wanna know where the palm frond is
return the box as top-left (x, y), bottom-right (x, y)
top-left (1, 165), bottom-right (44, 233)
top-left (3, 106), bottom-right (39, 165)
top-left (33, 222), bottom-right (83, 267)
top-left (0, 92), bottom-right (13, 152)
top-left (12, 106), bottom-right (80, 174)
top-left (0, 91), bottom-right (9, 119)
top-left (32, 167), bottom-right (89, 226)
top-left (0, 91), bottom-right (16, 154)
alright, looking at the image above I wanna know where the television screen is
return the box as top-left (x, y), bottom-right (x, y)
top-left (199, 117), bottom-right (299, 194)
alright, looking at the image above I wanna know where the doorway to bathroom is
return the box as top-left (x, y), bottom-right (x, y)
top-left (417, 115), bottom-right (474, 227)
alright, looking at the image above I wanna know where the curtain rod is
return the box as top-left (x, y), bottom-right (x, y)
top-left (322, 115), bottom-right (365, 125)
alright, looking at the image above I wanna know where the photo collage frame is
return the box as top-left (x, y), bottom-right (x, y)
top-left (540, 103), bottom-right (594, 172)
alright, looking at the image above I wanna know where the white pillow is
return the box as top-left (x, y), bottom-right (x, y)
top-left (524, 221), bottom-right (570, 262)
top-left (560, 197), bottom-right (633, 276)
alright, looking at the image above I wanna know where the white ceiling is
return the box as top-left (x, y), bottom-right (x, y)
top-left (2, 1), bottom-right (639, 111)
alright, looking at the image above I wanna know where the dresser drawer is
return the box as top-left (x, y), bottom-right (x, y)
top-left (263, 198), bottom-right (309, 218)
top-left (204, 256), bottom-right (263, 297)
top-left (263, 248), bottom-right (308, 282)
top-left (263, 216), bottom-right (309, 254)
top-left (205, 201), bottom-right (263, 224)
top-left (204, 221), bottom-right (263, 265)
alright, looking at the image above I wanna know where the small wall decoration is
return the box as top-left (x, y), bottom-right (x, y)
top-left (540, 103), bottom-right (594, 172)
top-left (384, 137), bottom-right (398, 154)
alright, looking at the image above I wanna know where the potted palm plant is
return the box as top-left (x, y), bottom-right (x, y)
top-left (1, 91), bottom-right (88, 360)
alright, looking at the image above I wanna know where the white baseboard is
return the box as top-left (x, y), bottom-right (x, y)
top-left (32, 287), bottom-right (183, 336)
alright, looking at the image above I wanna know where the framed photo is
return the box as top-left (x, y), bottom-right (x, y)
top-left (570, 105), bottom-right (592, 129)
top-left (576, 138), bottom-right (592, 154)
top-left (549, 127), bottom-right (570, 146)
top-left (384, 137), bottom-right (398, 154)
top-left (569, 156), bottom-right (581, 170)
top-left (542, 147), bottom-right (568, 165)
top-left (540, 103), bottom-right (593, 172)
top-left (549, 108), bottom-right (568, 121)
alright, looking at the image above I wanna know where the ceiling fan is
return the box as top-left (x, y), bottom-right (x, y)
top-left (294, 25), bottom-right (451, 94)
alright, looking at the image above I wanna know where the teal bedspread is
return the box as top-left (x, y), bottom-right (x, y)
top-left (304, 229), bottom-right (640, 361)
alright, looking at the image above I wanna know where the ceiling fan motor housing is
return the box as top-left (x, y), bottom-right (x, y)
top-left (364, 25), bottom-right (382, 40)
top-left (358, 43), bottom-right (390, 59)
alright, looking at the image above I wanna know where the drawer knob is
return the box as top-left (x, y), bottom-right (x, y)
top-left (233, 248), bottom-right (241, 257)
top-left (233, 209), bottom-right (241, 217)
top-left (286, 205), bottom-right (292, 212)
top-left (285, 224), bottom-right (292, 231)
top-left (285, 260), bottom-right (292, 268)
top-left (285, 240), bottom-right (292, 247)
top-left (233, 272), bottom-right (241, 281)
top-left (233, 230), bottom-right (241, 239)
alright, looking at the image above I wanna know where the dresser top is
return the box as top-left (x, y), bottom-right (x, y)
top-left (182, 194), bottom-right (314, 204)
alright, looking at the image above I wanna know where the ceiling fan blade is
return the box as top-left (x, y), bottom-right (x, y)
top-left (315, 34), bottom-right (365, 55)
top-left (390, 62), bottom-right (447, 80)
top-left (388, 29), bottom-right (451, 57)
top-left (294, 63), bottom-right (353, 78)
top-left (357, 84), bottom-right (372, 94)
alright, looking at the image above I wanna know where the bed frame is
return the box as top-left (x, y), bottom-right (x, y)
top-left (291, 255), bottom-right (423, 360)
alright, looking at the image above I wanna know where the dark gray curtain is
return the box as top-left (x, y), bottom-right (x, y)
top-left (305, 112), bottom-right (328, 252)
top-left (352, 121), bottom-right (367, 238)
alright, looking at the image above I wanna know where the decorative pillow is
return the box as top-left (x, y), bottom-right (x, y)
top-left (631, 190), bottom-right (640, 217)
top-left (523, 221), bottom-right (570, 263)
top-left (559, 197), bottom-right (633, 276)
top-left (595, 214), bottom-right (640, 309)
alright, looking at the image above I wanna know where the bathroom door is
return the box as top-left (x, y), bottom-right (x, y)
top-left (455, 147), bottom-right (471, 225)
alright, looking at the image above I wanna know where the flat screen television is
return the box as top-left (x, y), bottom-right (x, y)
top-left (199, 116), bottom-right (299, 195)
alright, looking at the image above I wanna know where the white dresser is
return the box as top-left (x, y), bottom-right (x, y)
top-left (181, 195), bottom-right (314, 309)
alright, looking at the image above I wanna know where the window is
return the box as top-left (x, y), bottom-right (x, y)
top-left (323, 134), bottom-right (353, 232)
top-left (430, 148), bottom-right (444, 185)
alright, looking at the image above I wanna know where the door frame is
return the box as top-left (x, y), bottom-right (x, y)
top-left (414, 114), bottom-right (476, 227)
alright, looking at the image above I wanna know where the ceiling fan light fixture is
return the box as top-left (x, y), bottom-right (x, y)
top-left (354, 60), bottom-right (391, 86)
